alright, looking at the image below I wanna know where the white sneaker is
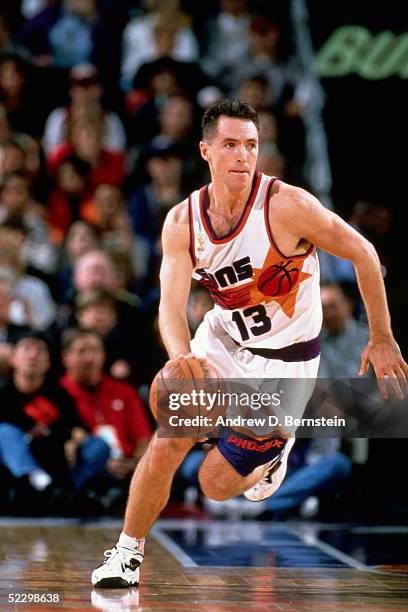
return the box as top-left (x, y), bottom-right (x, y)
top-left (244, 437), bottom-right (295, 502)
top-left (91, 546), bottom-right (143, 588)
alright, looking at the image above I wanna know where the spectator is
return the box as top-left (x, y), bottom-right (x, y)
top-left (152, 94), bottom-right (196, 151)
top-left (121, 0), bottom-right (198, 91)
top-left (128, 141), bottom-right (186, 291)
top-left (0, 172), bottom-right (56, 273)
top-left (74, 286), bottom-right (138, 382)
top-left (0, 137), bottom-right (27, 178)
top-left (127, 53), bottom-right (212, 148)
top-left (128, 142), bottom-right (185, 250)
top-left (0, 53), bottom-right (46, 137)
top-left (229, 15), bottom-right (311, 159)
top-left (73, 248), bottom-right (118, 295)
top-left (82, 183), bottom-right (148, 282)
top-left (109, 249), bottom-right (141, 300)
top-left (201, 0), bottom-right (251, 88)
top-left (256, 109), bottom-right (285, 177)
top-left (47, 113), bottom-right (125, 191)
top-left (236, 74), bottom-right (271, 112)
top-left (18, 0), bottom-right (118, 82)
top-left (60, 329), bottom-right (152, 480)
top-left (125, 57), bottom-right (180, 146)
top-left (349, 199), bottom-right (392, 272)
top-left (0, 225), bottom-right (57, 330)
top-left (43, 63), bottom-right (126, 155)
top-left (0, 132), bottom-right (45, 194)
top-left (319, 282), bottom-right (369, 378)
top-left (0, 267), bottom-right (31, 383)
top-left (68, 249), bottom-right (145, 351)
top-left (0, 331), bottom-right (110, 510)
top-left (56, 219), bottom-right (100, 304)
top-left (139, 94), bottom-right (202, 185)
top-left (226, 16), bottom-right (284, 100)
top-left (81, 184), bottom-right (133, 254)
top-left (319, 202), bottom-right (392, 308)
top-left (46, 154), bottom-right (92, 242)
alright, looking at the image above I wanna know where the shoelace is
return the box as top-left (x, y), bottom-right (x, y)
top-left (103, 546), bottom-right (143, 565)
top-left (103, 548), bottom-right (116, 561)
top-left (102, 547), bottom-right (122, 565)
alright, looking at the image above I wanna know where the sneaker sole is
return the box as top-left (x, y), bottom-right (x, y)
top-left (92, 577), bottom-right (139, 588)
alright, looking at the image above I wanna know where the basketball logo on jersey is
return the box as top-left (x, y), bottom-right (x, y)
top-left (196, 248), bottom-right (312, 317)
top-left (196, 233), bottom-right (207, 252)
top-left (257, 260), bottom-right (300, 298)
top-left (250, 248), bottom-right (312, 318)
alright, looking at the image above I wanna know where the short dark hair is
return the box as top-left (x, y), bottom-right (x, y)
top-left (75, 287), bottom-right (116, 313)
top-left (61, 327), bottom-right (103, 352)
top-left (201, 98), bottom-right (259, 141)
top-left (13, 330), bottom-right (51, 352)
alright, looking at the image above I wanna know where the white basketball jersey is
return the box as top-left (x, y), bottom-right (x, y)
top-left (189, 172), bottom-right (322, 349)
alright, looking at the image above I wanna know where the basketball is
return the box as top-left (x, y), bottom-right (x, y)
top-left (257, 261), bottom-right (299, 297)
top-left (149, 355), bottom-right (225, 437)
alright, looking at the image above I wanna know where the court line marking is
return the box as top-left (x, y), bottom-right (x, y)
top-left (152, 525), bottom-right (198, 567)
top-left (0, 517), bottom-right (80, 526)
top-left (350, 526), bottom-right (408, 534)
top-left (288, 524), bottom-right (369, 571)
top-left (289, 523), bottom-right (408, 576)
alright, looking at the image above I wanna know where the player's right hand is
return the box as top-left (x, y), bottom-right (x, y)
top-left (359, 336), bottom-right (408, 399)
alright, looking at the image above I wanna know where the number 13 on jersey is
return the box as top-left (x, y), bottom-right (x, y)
top-left (232, 305), bottom-right (271, 341)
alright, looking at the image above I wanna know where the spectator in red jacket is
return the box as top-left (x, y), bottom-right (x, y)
top-left (0, 331), bottom-right (110, 510)
top-left (47, 113), bottom-right (125, 192)
top-left (60, 328), bottom-right (152, 480)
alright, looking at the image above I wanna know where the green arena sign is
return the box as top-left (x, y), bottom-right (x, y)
top-left (315, 25), bottom-right (408, 79)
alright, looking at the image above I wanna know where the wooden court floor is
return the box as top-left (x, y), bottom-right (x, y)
top-left (0, 519), bottom-right (406, 611)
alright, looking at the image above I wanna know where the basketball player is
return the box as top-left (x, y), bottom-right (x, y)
top-left (91, 99), bottom-right (407, 588)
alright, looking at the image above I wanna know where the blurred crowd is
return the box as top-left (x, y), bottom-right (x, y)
top-left (0, 1), bottom-right (403, 522)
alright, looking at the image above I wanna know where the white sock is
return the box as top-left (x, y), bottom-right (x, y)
top-left (28, 469), bottom-right (52, 491)
top-left (118, 531), bottom-right (145, 555)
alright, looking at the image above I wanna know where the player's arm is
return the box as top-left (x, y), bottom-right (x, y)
top-left (284, 186), bottom-right (408, 395)
top-left (159, 201), bottom-right (193, 359)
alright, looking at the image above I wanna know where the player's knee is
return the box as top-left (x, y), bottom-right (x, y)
top-left (147, 435), bottom-right (195, 472)
top-left (198, 468), bottom-right (232, 501)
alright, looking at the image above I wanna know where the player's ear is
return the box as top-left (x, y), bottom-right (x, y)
top-left (199, 141), bottom-right (210, 162)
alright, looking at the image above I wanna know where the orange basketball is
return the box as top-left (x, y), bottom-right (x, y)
top-left (149, 355), bottom-right (225, 437)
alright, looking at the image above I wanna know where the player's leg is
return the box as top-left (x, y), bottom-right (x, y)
top-left (242, 357), bottom-right (320, 502)
top-left (91, 433), bottom-right (197, 588)
top-left (123, 434), bottom-right (196, 536)
top-left (198, 444), bottom-right (265, 500)
top-left (198, 431), bottom-right (295, 502)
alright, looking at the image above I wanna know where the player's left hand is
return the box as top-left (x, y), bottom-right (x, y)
top-left (359, 336), bottom-right (408, 399)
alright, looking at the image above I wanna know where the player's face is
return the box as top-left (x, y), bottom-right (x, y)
top-left (200, 117), bottom-right (259, 190)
